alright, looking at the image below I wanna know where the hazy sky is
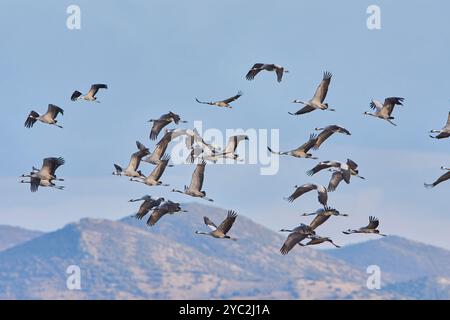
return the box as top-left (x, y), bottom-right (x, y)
top-left (1, 1), bottom-right (449, 249)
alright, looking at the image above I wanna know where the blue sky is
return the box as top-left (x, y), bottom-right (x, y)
top-left (0, 1), bottom-right (449, 249)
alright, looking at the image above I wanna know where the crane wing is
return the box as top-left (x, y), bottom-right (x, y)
top-left (430, 171), bottom-right (450, 187)
top-left (222, 91), bottom-right (243, 104)
top-left (189, 161), bottom-right (206, 191)
top-left (290, 105), bottom-right (316, 115)
top-left (87, 84), bottom-right (108, 99)
top-left (30, 176), bottom-right (41, 193)
top-left (147, 207), bottom-right (167, 226)
top-left (203, 216), bottom-right (217, 231)
top-left (383, 97), bottom-right (404, 116)
top-left (306, 161), bottom-right (336, 176)
top-left (286, 184), bottom-right (316, 202)
top-left (346, 159), bottom-right (359, 170)
top-left (280, 232), bottom-right (307, 255)
top-left (41, 157), bottom-right (65, 176)
top-left (217, 210), bottom-right (237, 234)
top-left (370, 100), bottom-right (383, 112)
top-left (309, 214), bottom-right (330, 230)
top-left (328, 171), bottom-right (343, 192)
top-left (127, 148), bottom-right (148, 171)
top-left (316, 185), bottom-right (328, 206)
top-left (275, 67), bottom-right (284, 82)
top-left (150, 119), bottom-right (171, 140)
top-left (313, 130), bottom-right (334, 150)
top-left (312, 71), bottom-right (332, 103)
top-left (327, 125), bottom-right (351, 135)
top-left (366, 216), bottom-right (380, 230)
top-left (71, 90), bottom-right (82, 101)
top-left (24, 111), bottom-right (39, 128)
top-left (46, 104), bottom-right (64, 118)
top-left (135, 200), bottom-right (156, 220)
top-left (149, 154), bottom-right (170, 181)
top-left (295, 133), bottom-right (317, 153)
top-left (224, 135), bottom-right (248, 154)
top-left (245, 63), bottom-right (264, 80)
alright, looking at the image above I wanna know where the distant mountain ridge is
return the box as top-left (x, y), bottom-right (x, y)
top-left (0, 203), bottom-right (449, 299)
top-left (383, 276), bottom-right (450, 299)
top-left (0, 225), bottom-right (43, 251)
top-left (326, 235), bottom-right (450, 283)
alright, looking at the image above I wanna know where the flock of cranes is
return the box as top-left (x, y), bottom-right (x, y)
top-left (19, 62), bottom-right (449, 255)
top-left (20, 157), bottom-right (65, 192)
top-left (243, 64), bottom-right (447, 254)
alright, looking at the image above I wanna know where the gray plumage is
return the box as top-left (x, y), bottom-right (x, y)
top-left (289, 72), bottom-right (334, 115)
top-left (196, 91), bottom-right (243, 109)
top-left (364, 97), bottom-right (405, 126)
top-left (171, 161), bottom-right (214, 202)
top-left (286, 183), bottom-right (328, 206)
top-left (71, 84), bottom-right (107, 102)
top-left (268, 133), bottom-right (318, 159)
top-left (430, 112), bottom-right (450, 139)
top-left (343, 216), bottom-right (387, 236)
top-left (24, 104), bottom-right (64, 128)
top-left (148, 112), bottom-right (187, 140)
top-left (195, 210), bottom-right (238, 239)
top-left (425, 166), bottom-right (450, 188)
top-left (245, 63), bottom-right (288, 82)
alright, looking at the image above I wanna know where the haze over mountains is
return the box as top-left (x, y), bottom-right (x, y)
top-left (0, 225), bottom-right (43, 251)
top-left (0, 203), bottom-right (449, 299)
top-left (327, 236), bottom-right (450, 283)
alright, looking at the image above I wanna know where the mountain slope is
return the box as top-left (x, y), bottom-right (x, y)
top-left (0, 225), bottom-right (43, 251)
top-left (326, 236), bottom-right (450, 283)
top-left (2, 203), bottom-right (448, 299)
top-left (0, 203), bottom-right (384, 300)
top-left (383, 276), bottom-right (450, 299)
